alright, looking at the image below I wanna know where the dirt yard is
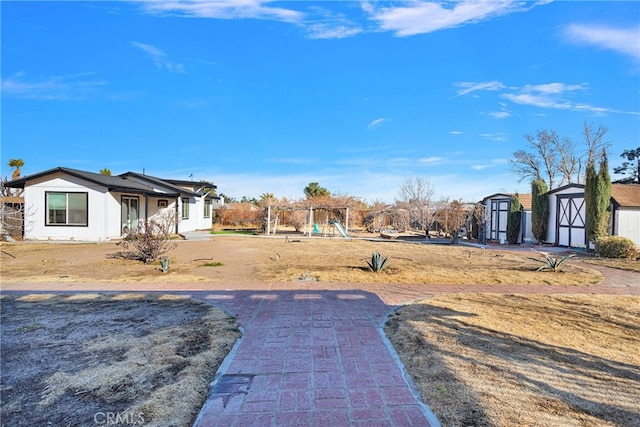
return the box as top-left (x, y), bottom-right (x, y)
top-left (0, 235), bottom-right (607, 286)
top-left (0, 293), bottom-right (241, 427)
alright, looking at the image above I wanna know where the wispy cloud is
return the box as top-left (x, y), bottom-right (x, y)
top-left (0, 72), bottom-right (107, 100)
top-left (489, 111), bottom-right (511, 119)
top-left (138, 0), bottom-right (363, 39)
top-left (489, 102), bottom-right (513, 119)
top-left (563, 23), bottom-right (640, 60)
top-left (131, 41), bottom-right (185, 73)
top-left (306, 23), bottom-right (362, 39)
top-left (418, 156), bottom-right (445, 165)
top-left (135, 0), bottom-right (549, 40)
top-left (450, 131), bottom-right (464, 135)
top-left (455, 80), bottom-right (632, 116)
top-left (454, 80), bottom-right (505, 97)
top-left (365, 0), bottom-right (550, 37)
top-left (367, 117), bottom-right (389, 129)
top-left (480, 132), bottom-right (508, 142)
top-left (471, 158), bottom-right (508, 170)
top-left (139, 0), bottom-right (303, 24)
top-left (502, 83), bottom-right (587, 110)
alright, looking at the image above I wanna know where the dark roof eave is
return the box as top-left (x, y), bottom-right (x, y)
top-left (108, 187), bottom-right (180, 197)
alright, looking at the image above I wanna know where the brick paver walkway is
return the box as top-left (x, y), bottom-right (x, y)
top-left (191, 289), bottom-right (436, 426)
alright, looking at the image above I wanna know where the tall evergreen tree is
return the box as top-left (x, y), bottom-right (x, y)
top-left (595, 152), bottom-right (611, 240)
top-left (531, 178), bottom-right (549, 244)
top-left (586, 152), bottom-right (612, 246)
top-left (584, 153), bottom-right (611, 247)
top-left (584, 160), bottom-right (598, 245)
top-left (506, 194), bottom-right (522, 244)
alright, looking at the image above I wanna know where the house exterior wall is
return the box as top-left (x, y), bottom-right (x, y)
top-left (613, 208), bottom-right (640, 247)
top-left (178, 196), bottom-right (198, 233)
top-left (22, 173), bottom-right (117, 241)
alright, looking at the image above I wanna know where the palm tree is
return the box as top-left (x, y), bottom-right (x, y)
top-left (8, 159), bottom-right (24, 180)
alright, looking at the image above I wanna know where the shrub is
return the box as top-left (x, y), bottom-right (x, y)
top-left (118, 215), bottom-right (177, 264)
top-left (595, 236), bottom-right (639, 259)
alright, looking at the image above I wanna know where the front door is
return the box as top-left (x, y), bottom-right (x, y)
top-left (121, 196), bottom-right (139, 233)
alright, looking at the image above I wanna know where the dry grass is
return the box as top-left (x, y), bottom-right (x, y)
top-left (385, 294), bottom-right (640, 427)
top-left (0, 293), bottom-right (241, 426)
top-left (580, 257), bottom-right (640, 273)
top-left (0, 236), bottom-right (604, 286)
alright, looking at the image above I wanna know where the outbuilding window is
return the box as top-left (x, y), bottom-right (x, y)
top-left (46, 192), bottom-right (88, 226)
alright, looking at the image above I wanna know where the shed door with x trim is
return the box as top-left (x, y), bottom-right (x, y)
top-left (556, 193), bottom-right (586, 247)
top-left (489, 198), bottom-right (510, 242)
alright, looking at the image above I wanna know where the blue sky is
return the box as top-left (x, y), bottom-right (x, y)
top-left (2, 1), bottom-right (639, 203)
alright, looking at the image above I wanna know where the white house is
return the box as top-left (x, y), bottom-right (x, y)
top-left (5, 167), bottom-right (223, 241)
top-left (481, 193), bottom-right (533, 244)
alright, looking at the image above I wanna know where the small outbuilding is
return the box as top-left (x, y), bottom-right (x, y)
top-left (481, 193), bottom-right (532, 244)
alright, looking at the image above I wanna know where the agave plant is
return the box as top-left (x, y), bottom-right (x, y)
top-left (367, 252), bottom-right (390, 272)
top-left (528, 250), bottom-right (575, 272)
top-left (159, 257), bottom-right (171, 273)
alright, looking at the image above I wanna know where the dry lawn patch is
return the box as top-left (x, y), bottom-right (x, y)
top-left (581, 257), bottom-right (640, 273)
top-left (0, 293), bottom-right (241, 426)
top-left (0, 237), bottom-right (603, 286)
top-left (385, 294), bottom-right (640, 427)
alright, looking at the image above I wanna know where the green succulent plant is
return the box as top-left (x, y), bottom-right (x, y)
top-left (528, 250), bottom-right (575, 272)
top-left (367, 252), bottom-right (390, 272)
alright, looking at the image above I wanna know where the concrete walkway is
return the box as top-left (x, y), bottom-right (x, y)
top-left (191, 289), bottom-right (437, 426)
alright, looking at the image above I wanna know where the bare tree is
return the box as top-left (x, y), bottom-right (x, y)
top-left (555, 136), bottom-right (580, 186)
top-left (583, 122), bottom-right (610, 167)
top-left (511, 124), bottom-right (610, 190)
top-left (510, 130), bottom-right (560, 189)
top-left (397, 177), bottom-right (441, 235)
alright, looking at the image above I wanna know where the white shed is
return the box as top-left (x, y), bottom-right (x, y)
top-left (546, 184), bottom-right (586, 248)
top-left (610, 184), bottom-right (640, 247)
top-left (481, 193), bottom-right (533, 243)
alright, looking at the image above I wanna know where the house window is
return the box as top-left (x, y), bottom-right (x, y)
top-left (204, 199), bottom-right (211, 218)
top-left (158, 199), bottom-right (168, 208)
top-left (181, 198), bottom-right (190, 219)
top-left (46, 192), bottom-right (88, 226)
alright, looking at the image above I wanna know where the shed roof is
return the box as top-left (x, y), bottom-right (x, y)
top-left (611, 184), bottom-right (640, 208)
top-left (482, 193), bottom-right (532, 210)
